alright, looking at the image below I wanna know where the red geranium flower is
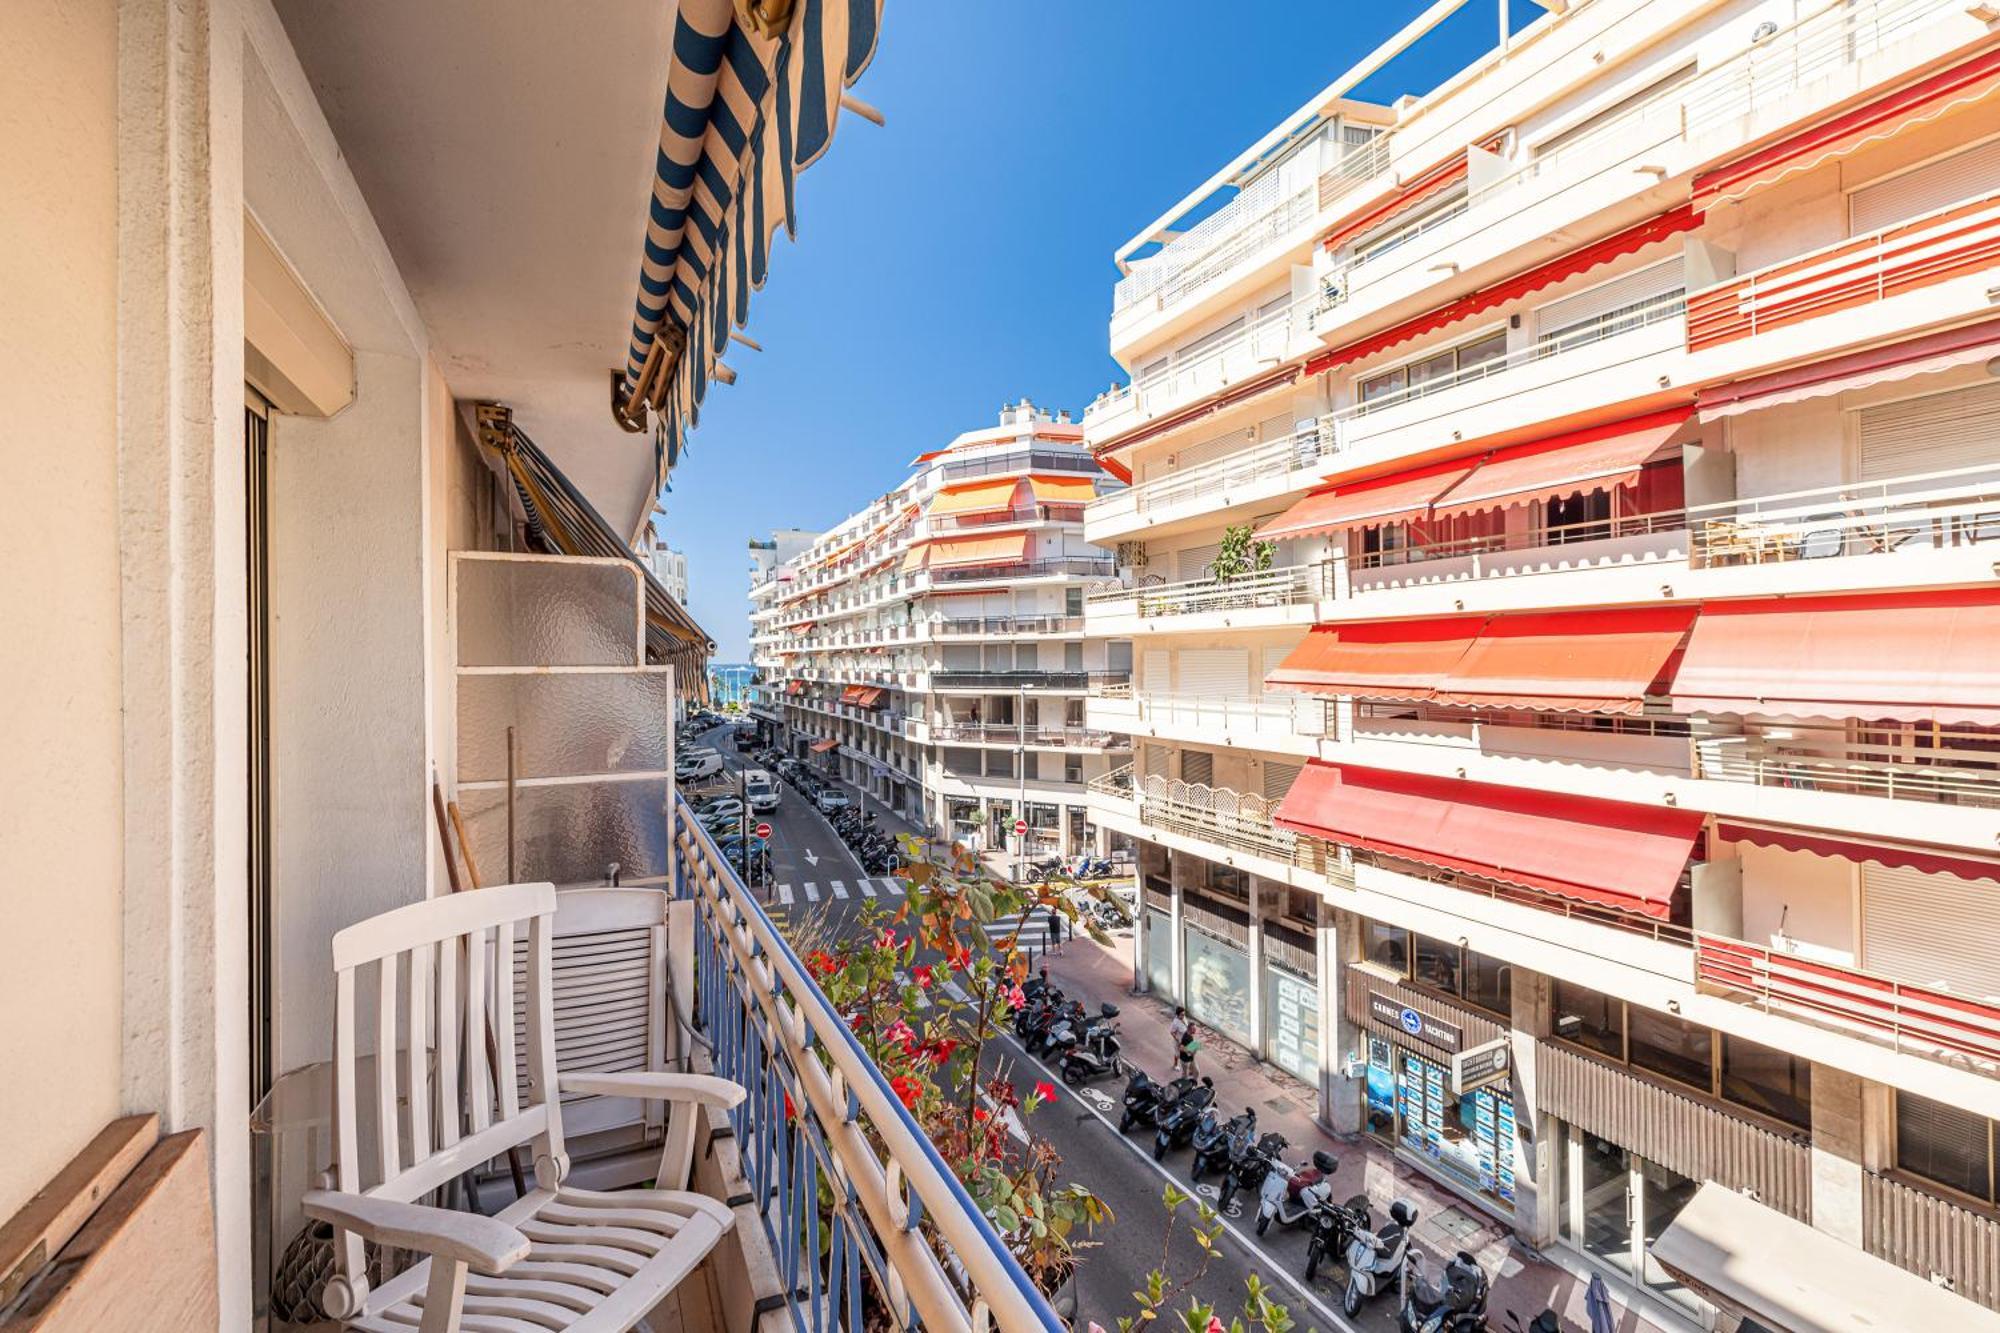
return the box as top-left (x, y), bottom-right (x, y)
top-left (1034, 1080), bottom-right (1057, 1102)
top-left (890, 1075), bottom-right (922, 1110)
top-left (911, 963), bottom-right (933, 988)
top-left (972, 1106), bottom-right (989, 1123)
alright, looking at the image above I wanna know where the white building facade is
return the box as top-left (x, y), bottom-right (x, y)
top-left (762, 403), bottom-right (1132, 859)
top-left (1083, 0), bottom-right (2000, 1326)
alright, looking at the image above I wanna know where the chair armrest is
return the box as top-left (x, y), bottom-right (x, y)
top-left (302, 1190), bottom-right (530, 1275)
top-left (557, 1071), bottom-right (747, 1111)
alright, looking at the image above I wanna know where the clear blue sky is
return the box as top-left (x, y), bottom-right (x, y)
top-left (667, 1), bottom-right (1545, 661)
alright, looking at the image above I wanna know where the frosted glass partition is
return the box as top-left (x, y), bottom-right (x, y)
top-left (451, 553), bottom-right (674, 887)
top-left (455, 554), bottom-right (643, 668)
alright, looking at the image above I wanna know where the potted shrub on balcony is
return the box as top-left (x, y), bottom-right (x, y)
top-left (1206, 523), bottom-right (1277, 608)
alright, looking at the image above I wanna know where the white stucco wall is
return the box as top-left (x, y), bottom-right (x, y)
top-left (0, 0), bottom-right (127, 1227)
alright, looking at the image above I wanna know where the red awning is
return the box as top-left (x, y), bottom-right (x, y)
top-left (1265, 618), bottom-right (1484, 703)
top-left (1255, 456), bottom-right (1477, 541)
top-left (1695, 318), bottom-right (2000, 421)
top-left (838, 684), bottom-right (872, 705)
top-left (1305, 206), bottom-right (1699, 377)
top-left (1694, 47), bottom-right (2000, 211)
top-left (1266, 607), bottom-right (1693, 714)
top-left (1431, 409), bottom-right (1690, 519)
top-left (855, 686), bottom-right (886, 708)
top-left (1321, 152), bottom-right (1469, 253)
top-left (1096, 453), bottom-right (1133, 484)
top-left (810, 738), bottom-right (840, 753)
top-left (1672, 589), bottom-right (2000, 724)
top-left (1273, 761), bottom-right (1702, 918)
top-left (785, 681), bottom-right (804, 695)
top-left (1718, 822), bottom-right (2000, 886)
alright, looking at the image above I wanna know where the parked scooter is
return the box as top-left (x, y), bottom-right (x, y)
top-left (1399, 1250), bottom-right (1489, 1333)
top-left (1303, 1192), bottom-right (1374, 1283)
top-left (1035, 999), bottom-right (1087, 1060)
top-left (1256, 1148), bottom-right (1338, 1236)
top-left (1190, 1108), bottom-right (1255, 1180)
top-left (1152, 1076), bottom-right (1215, 1159)
top-left (1118, 1068), bottom-right (1176, 1134)
top-left (1343, 1199), bottom-right (1419, 1318)
top-left (1059, 1004), bottom-right (1123, 1085)
top-left (1217, 1130), bottom-right (1287, 1216)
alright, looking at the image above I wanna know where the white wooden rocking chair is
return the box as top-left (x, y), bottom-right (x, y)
top-left (303, 881), bottom-right (745, 1333)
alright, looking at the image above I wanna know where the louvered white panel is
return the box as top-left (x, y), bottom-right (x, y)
top-left (1178, 648), bottom-right (1251, 698)
top-left (1855, 381), bottom-right (2000, 481)
top-left (1181, 749), bottom-right (1215, 786)
top-left (1850, 136), bottom-right (2000, 234)
top-left (511, 926), bottom-right (658, 1129)
top-left (1142, 743), bottom-right (1171, 778)
top-left (1142, 649), bottom-right (1171, 692)
top-left (1863, 864), bottom-right (2000, 998)
top-left (1533, 257), bottom-right (1682, 341)
top-left (1257, 410), bottom-right (1294, 442)
top-left (1178, 544), bottom-right (1222, 582)
top-left (1262, 760), bottom-right (1302, 802)
top-left (1174, 427), bottom-right (1249, 471)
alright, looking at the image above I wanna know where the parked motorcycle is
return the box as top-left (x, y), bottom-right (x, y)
top-left (1303, 1192), bottom-right (1374, 1283)
top-left (1013, 987), bottom-right (1065, 1044)
top-left (1152, 1076), bottom-right (1215, 1160)
top-left (1256, 1147), bottom-right (1339, 1235)
top-left (1034, 999), bottom-right (1086, 1060)
top-left (1343, 1199), bottom-right (1419, 1318)
top-left (1118, 1068), bottom-right (1179, 1134)
top-left (1399, 1250), bottom-right (1488, 1333)
top-left (1217, 1129), bottom-right (1286, 1216)
top-left (1059, 1004), bottom-right (1123, 1085)
top-left (1190, 1108), bottom-right (1254, 1181)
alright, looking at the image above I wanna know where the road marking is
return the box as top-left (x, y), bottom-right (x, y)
top-left (879, 877), bottom-right (904, 897)
top-left (1000, 1031), bottom-right (1359, 1332)
top-left (803, 882), bottom-right (819, 902)
top-left (940, 979), bottom-right (969, 1004)
top-left (776, 884), bottom-right (794, 905)
top-left (857, 878), bottom-right (877, 898)
top-left (830, 880), bottom-right (848, 899)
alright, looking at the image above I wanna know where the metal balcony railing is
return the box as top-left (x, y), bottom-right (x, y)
top-left (930, 670), bottom-right (1126, 691)
top-left (1087, 564), bottom-right (1328, 619)
top-left (1087, 762), bottom-right (1136, 801)
top-left (929, 722), bottom-right (1126, 748)
top-left (1693, 728), bottom-right (2000, 810)
top-left (1123, 689), bottom-right (1326, 739)
top-left (925, 556), bottom-right (1116, 584)
top-left (930, 614), bottom-right (1083, 636)
top-left (671, 797), bottom-right (1062, 1333)
top-left (1696, 933), bottom-right (2000, 1072)
top-left (1133, 774), bottom-right (1297, 862)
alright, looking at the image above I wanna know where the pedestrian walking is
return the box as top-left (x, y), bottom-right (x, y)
top-left (1045, 906), bottom-right (1065, 957)
top-left (1169, 1005), bottom-right (1196, 1076)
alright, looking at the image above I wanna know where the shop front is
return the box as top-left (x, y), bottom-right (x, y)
top-left (1141, 877), bottom-right (1174, 997)
top-left (1260, 922), bottom-right (1320, 1084)
top-left (1182, 894), bottom-right (1252, 1045)
top-left (1348, 969), bottom-right (1521, 1213)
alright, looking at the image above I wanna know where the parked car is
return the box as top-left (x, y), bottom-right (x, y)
top-left (676, 752), bottom-right (724, 781)
top-left (814, 787), bottom-right (851, 815)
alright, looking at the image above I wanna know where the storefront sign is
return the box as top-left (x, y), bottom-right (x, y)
top-left (1368, 990), bottom-right (1462, 1053)
top-left (1451, 1037), bottom-right (1512, 1095)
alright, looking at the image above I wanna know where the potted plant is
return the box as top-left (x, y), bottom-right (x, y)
top-left (1205, 524), bottom-right (1276, 608)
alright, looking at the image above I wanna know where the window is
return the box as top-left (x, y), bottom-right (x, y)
top-left (1363, 921), bottom-right (1409, 972)
top-left (1464, 951), bottom-right (1512, 1019)
top-left (1627, 1006), bottom-right (1713, 1091)
top-left (1065, 587), bottom-right (1083, 616)
top-left (1897, 1091), bottom-right (1996, 1204)
top-left (1064, 642), bottom-right (1084, 671)
top-left (1531, 62), bottom-right (1697, 160)
top-left (1063, 755), bottom-right (1083, 783)
top-left (1720, 1036), bottom-right (1812, 1131)
top-left (1412, 934), bottom-right (1462, 995)
top-left (1357, 328), bottom-right (1509, 410)
top-left (1554, 979), bottom-right (1624, 1060)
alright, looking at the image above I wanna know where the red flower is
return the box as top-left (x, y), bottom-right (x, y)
top-left (783, 1092), bottom-right (797, 1121)
top-left (1034, 1080), bottom-right (1058, 1102)
top-left (876, 927), bottom-right (900, 950)
top-left (945, 942), bottom-right (972, 969)
top-left (928, 1037), bottom-right (959, 1065)
top-left (972, 1106), bottom-right (990, 1123)
top-left (890, 1075), bottom-right (923, 1110)
top-left (1205, 1318), bottom-right (1226, 1333)
top-left (911, 964), bottom-right (933, 988)
top-left (1005, 983), bottom-right (1027, 1010)
top-left (805, 950), bottom-right (838, 980)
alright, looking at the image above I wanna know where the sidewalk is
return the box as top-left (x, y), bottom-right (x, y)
top-left (1037, 931), bottom-right (1671, 1333)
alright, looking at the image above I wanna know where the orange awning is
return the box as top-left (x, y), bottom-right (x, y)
top-left (1255, 456), bottom-right (1476, 541)
top-left (929, 478), bottom-right (1022, 518)
top-left (1694, 47), bottom-right (2000, 210)
top-left (1431, 409), bottom-right (1689, 519)
top-left (927, 532), bottom-right (1030, 569)
top-left (1268, 608), bottom-right (1692, 714)
top-left (900, 546), bottom-right (930, 573)
top-left (811, 738), bottom-right (840, 753)
top-left (1266, 618), bottom-right (1483, 703)
top-left (1433, 607), bottom-right (1694, 714)
top-left (839, 685), bottom-right (869, 704)
top-left (1320, 151), bottom-right (1468, 253)
top-left (1672, 589), bottom-right (2000, 724)
top-left (1274, 761), bottom-right (1702, 919)
top-left (1025, 474), bottom-right (1097, 504)
top-left (855, 686), bottom-right (886, 709)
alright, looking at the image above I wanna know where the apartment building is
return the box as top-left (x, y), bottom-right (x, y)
top-left (1082, 0), bottom-right (2000, 1326)
top-left (748, 528), bottom-right (822, 728)
top-left (762, 403), bottom-right (1132, 859)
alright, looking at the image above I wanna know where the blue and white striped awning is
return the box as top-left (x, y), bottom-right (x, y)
top-left (617, 0), bottom-right (882, 486)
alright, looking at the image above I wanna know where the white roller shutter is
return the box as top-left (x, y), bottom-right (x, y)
top-left (1862, 864), bottom-right (2000, 999)
top-left (1849, 136), bottom-right (2000, 235)
top-left (1174, 428), bottom-right (1247, 471)
top-left (1179, 648), bottom-right (1251, 698)
top-left (1142, 743), bottom-right (1171, 779)
top-left (1855, 381), bottom-right (2000, 481)
top-left (1181, 749), bottom-right (1215, 786)
top-left (1142, 650), bottom-right (1171, 693)
top-left (1533, 257), bottom-right (1683, 343)
top-left (1178, 543), bottom-right (1222, 582)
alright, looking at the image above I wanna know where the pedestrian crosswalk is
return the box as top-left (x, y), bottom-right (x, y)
top-left (980, 907), bottom-right (1061, 949)
top-left (769, 876), bottom-right (905, 908)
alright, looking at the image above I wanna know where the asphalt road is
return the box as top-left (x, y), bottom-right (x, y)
top-left (695, 731), bottom-right (1381, 1332)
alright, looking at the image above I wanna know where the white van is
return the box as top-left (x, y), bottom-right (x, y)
top-left (744, 770), bottom-right (779, 813)
top-left (675, 751), bottom-right (725, 781)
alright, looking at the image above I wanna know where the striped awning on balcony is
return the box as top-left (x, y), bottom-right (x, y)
top-left (928, 478), bottom-right (1021, 518)
top-left (1254, 456), bottom-right (1475, 540)
top-left (1025, 474), bottom-right (1097, 504)
top-left (926, 532), bottom-right (1030, 569)
top-left (811, 737), bottom-right (840, 753)
top-left (614, 0), bottom-right (884, 489)
top-left (1716, 821), bottom-right (2000, 885)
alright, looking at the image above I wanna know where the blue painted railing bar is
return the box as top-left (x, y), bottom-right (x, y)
top-left (671, 796), bottom-right (1064, 1333)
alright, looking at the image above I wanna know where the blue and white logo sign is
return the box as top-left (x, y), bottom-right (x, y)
top-left (1398, 1007), bottom-right (1425, 1037)
top-left (1368, 989), bottom-right (1464, 1052)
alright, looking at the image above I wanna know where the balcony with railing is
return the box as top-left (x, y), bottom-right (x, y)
top-left (929, 721), bottom-right (1129, 749)
top-left (1086, 563), bottom-right (1329, 627)
top-left (1084, 291), bottom-right (1316, 438)
top-left (931, 669), bottom-right (1125, 692)
top-left (926, 503), bottom-right (1089, 535)
top-left (1092, 687), bottom-right (1328, 751)
top-left (1687, 188), bottom-right (2000, 353)
top-left (927, 613), bottom-right (1083, 638)
top-left (921, 555), bottom-right (1116, 586)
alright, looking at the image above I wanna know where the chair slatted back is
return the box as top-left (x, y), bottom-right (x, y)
top-left (326, 881), bottom-right (564, 1298)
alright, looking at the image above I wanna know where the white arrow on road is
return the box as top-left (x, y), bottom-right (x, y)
top-left (803, 848), bottom-right (818, 867)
